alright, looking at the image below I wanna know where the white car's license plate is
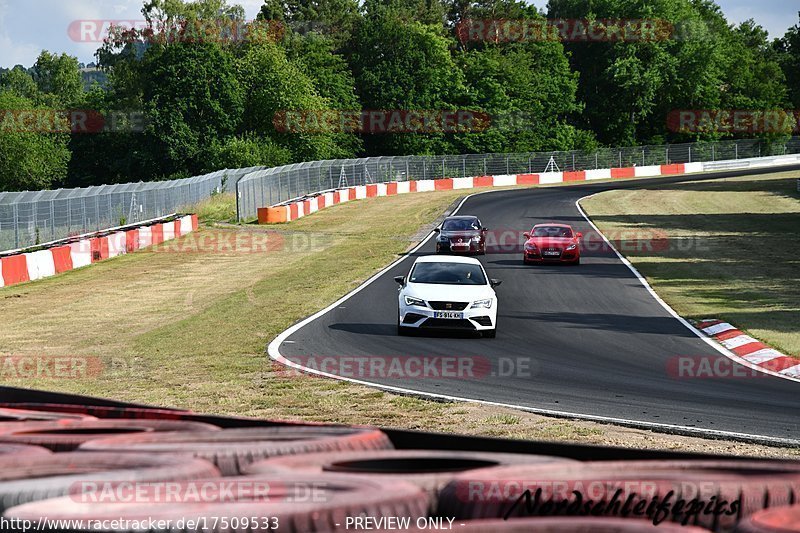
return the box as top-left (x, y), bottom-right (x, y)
top-left (434, 311), bottom-right (463, 319)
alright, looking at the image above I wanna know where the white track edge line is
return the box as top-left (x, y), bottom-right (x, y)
top-left (575, 193), bottom-right (800, 385)
top-left (267, 187), bottom-right (800, 447)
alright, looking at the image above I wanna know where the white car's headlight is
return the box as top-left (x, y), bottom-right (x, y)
top-left (404, 296), bottom-right (427, 307)
top-left (566, 243), bottom-right (577, 251)
top-left (470, 298), bottom-right (493, 309)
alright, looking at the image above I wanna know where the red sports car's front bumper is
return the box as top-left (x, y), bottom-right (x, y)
top-left (523, 248), bottom-right (580, 263)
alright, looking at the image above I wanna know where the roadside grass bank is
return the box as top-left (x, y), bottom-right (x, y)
top-left (0, 181), bottom-right (798, 458)
top-left (581, 170), bottom-right (800, 359)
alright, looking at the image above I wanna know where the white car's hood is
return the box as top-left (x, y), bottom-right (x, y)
top-left (404, 282), bottom-right (494, 303)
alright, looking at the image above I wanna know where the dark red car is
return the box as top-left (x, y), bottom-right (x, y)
top-left (522, 223), bottom-right (582, 265)
top-left (434, 216), bottom-right (488, 255)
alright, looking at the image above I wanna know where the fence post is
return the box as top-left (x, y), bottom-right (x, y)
top-left (595, 152), bottom-right (598, 169)
top-left (688, 146), bottom-right (692, 163)
top-left (735, 143), bottom-right (738, 160)
top-left (13, 203), bottom-right (19, 249)
top-left (483, 158), bottom-right (487, 176)
top-left (572, 153), bottom-right (575, 170)
top-left (506, 155), bottom-right (510, 174)
top-left (712, 144), bottom-right (715, 161)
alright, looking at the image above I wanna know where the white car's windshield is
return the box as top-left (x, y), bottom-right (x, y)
top-left (409, 262), bottom-right (487, 285)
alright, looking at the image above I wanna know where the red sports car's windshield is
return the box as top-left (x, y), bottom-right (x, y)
top-left (533, 226), bottom-right (573, 238)
top-left (409, 263), bottom-right (487, 285)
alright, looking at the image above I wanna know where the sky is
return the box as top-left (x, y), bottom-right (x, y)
top-left (0, 0), bottom-right (797, 68)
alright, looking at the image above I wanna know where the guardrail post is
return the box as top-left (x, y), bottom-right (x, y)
top-left (13, 203), bottom-right (19, 249)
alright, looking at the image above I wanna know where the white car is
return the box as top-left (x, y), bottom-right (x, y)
top-left (394, 255), bottom-right (501, 338)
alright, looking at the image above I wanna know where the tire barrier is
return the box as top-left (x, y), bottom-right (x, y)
top-left (1, 400), bottom-right (799, 531)
top-left (380, 517), bottom-right (712, 532)
top-left (0, 419), bottom-right (220, 451)
top-left (0, 407), bottom-right (96, 422)
top-left (242, 449), bottom-right (578, 512)
top-left (78, 426), bottom-right (394, 475)
top-left (0, 214), bottom-right (197, 289)
top-left (0, 452), bottom-right (220, 513)
top-left (5, 474), bottom-right (429, 533)
top-left (436, 460), bottom-right (800, 531)
top-left (0, 403), bottom-right (200, 421)
top-left (736, 504), bottom-right (800, 532)
top-left (0, 443), bottom-right (51, 457)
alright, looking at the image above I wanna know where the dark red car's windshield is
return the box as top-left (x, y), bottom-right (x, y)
top-left (533, 226), bottom-right (573, 238)
top-left (442, 219), bottom-right (480, 231)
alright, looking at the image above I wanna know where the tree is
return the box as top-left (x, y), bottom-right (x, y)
top-left (32, 51), bottom-right (83, 106)
top-left (0, 92), bottom-right (71, 191)
top-left (0, 67), bottom-right (39, 101)
top-left (350, 9), bottom-right (466, 154)
top-left (775, 13), bottom-right (800, 108)
top-left (237, 41), bottom-right (348, 161)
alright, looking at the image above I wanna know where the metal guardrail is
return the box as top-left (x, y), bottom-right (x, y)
top-left (3, 136), bottom-right (799, 252)
top-left (235, 137), bottom-right (800, 221)
top-left (0, 167), bottom-right (264, 253)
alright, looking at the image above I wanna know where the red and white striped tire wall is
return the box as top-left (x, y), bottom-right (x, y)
top-left (696, 320), bottom-right (800, 378)
top-left (0, 215), bottom-right (198, 289)
top-left (257, 163), bottom-right (705, 224)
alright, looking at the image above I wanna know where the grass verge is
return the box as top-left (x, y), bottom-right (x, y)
top-left (1, 180), bottom-right (798, 458)
top-left (581, 170), bottom-right (800, 358)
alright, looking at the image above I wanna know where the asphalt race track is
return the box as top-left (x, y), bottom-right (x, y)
top-left (273, 168), bottom-right (800, 444)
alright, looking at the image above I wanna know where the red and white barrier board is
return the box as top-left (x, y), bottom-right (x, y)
top-left (0, 214), bottom-right (198, 289)
top-left (259, 163), bottom-right (703, 225)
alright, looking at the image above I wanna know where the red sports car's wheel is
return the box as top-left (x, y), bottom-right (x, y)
top-left (736, 504), bottom-right (800, 532)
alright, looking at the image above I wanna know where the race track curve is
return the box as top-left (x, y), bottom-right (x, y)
top-left (270, 168), bottom-right (800, 445)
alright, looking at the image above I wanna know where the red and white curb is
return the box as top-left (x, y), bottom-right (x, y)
top-left (695, 320), bottom-right (800, 378)
top-left (0, 215), bottom-right (198, 289)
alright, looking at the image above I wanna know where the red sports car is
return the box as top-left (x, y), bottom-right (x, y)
top-left (522, 223), bottom-right (582, 265)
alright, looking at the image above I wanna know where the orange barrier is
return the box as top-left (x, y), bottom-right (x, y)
top-left (151, 224), bottom-right (164, 245)
top-left (260, 207), bottom-right (288, 224)
top-left (564, 171), bottom-right (586, 182)
top-left (90, 237), bottom-right (109, 262)
top-left (366, 184), bottom-right (378, 198)
top-left (473, 176), bottom-right (494, 187)
top-left (1, 255), bottom-right (29, 285)
top-left (50, 246), bottom-right (73, 274)
top-left (434, 178), bottom-right (454, 191)
top-left (126, 230), bottom-right (139, 253)
top-left (386, 182), bottom-right (398, 195)
top-left (660, 163), bottom-right (685, 175)
top-left (611, 167), bottom-right (636, 178)
top-left (190, 214), bottom-right (198, 231)
top-left (516, 174), bottom-right (539, 185)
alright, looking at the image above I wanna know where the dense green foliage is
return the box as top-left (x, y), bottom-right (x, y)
top-left (0, 0), bottom-right (799, 191)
